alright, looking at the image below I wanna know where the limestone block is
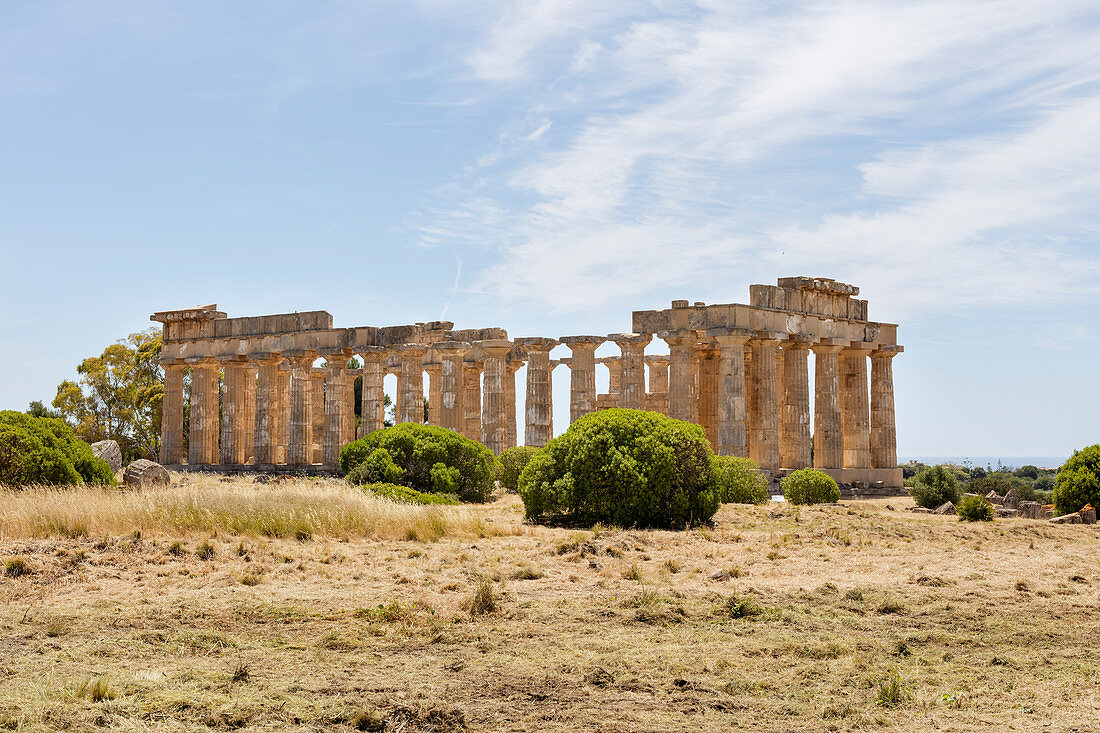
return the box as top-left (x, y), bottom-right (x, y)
top-left (1080, 506), bottom-right (1097, 524)
top-left (123, 459), bottom-right (170, 488)
top-left (1002, 488), bottom-right (1019, 510)
top-left (934, 501), bottom-right (955, 515)
top-left (985, 491), bottom-right (1003, 506)
top-left (1017, 501), bottom-right (1042, 519)
top-left (1050, 513), bottom-right (1082, 525)
top-left (994, 508), bottom-right (1019, 518)
top-left (91, 440), bottom-right (123, 473)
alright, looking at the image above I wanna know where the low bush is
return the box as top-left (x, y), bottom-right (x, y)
top-left (358, 482), bottom-right (459, 506)
top-left (495, 446), bottom-right (539, 492)
top-left (782, 468), bottom-right (840, 505)
top-left (339, 424), bottom-right (494, 502)
top-left (957, 495), bottom-right (994, 522)
top-left (909, 465), bottom-right (961, 509)
top-left (712, 456), bottom-right (769, 504)
top-left (1053, 445), bottom-right (1100, 516)
top-left (0, 411), bottom-right (115, 487)
top-left (518, 409), bottom-right (719, 529)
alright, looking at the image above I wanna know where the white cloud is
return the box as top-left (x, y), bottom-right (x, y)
top-left (418, 0), bottom-right (1100, 319)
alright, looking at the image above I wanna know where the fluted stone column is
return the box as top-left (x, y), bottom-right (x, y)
top-left (611, 333), bottom-right (651, 410)
top-left (711, 329), bottom-right (752, 457)
top-left (779, 337), bottom-right (813, 469)
top-left (310, 370), bottom-right (325, 465)
top-left (561, 336), bottom-right (603, 424)
top-left (358, 349), bottom-right (386, 437)
top-left (397, 345), bottom-right (427, 424)
top-left (463, 361), bottom-right (482, 441)
top-left (517, 338), bottom-right (558, 447)
top-left (661, 330), bottom-right (696, 422)
top-left (434, 342), bottom-right (469, 432)
top-left (286, 351), bottom-right (316, 467)
top-left (871, 345), bottom-right (903, 469)
top-left (276, 367), bottom-right (291, 464)
top-left (242, 365), bottom-right (256, 464)
top-left (425, 362), bottom-right (443, 426)
top-left (812, 340), bottom-right (845, 469)
top-left (505, 360), bottom-right (521, 449)
top-left (218, 357), bottom-right (251, 466)
top-left (478, 340), bottom-right (512, 455)
top-left (748, 334), bottom-right (782, 470)
top-left (253, 353), bottom-right (281, 465)
top-left (187, 358), bottom-right (220, 466)
top-left (322, 349), bottom-right (353, 468)
top-left (159, 360), bottom-right (185, 465)
top-left (646, 355), bottom-right (670, 394)
top-left (696, 343), bottom-right (718, 446)
top-left (606, 359), bottom-right (622, 395)
top-left (841, 346), bottom-right (872, 469)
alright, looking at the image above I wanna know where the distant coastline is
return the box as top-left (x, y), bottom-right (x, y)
top-left (900, 456), bottom-right (1068, 470)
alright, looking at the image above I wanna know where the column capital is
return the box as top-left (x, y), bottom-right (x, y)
top-left (811, 338), bottom-right (846, 355)
top-left (217, 354), bottom-right (250, 365)
top-left (474, 339), bottom-right (513, 357)
top-left (515, 337), bottom-right (559, 351)
top-left (749, 330), bottom-right (784, 346)
top-left (609, 332), bottom-right (653, 347)
top-left (872, 344), bottom-right (904, 358)
top-left (843, 343), bottom-right (874, 357)
top-left (708, 327), bottom-right (754, 347)
top-left (358, 346), bottom-right (387, 363)
top-left (560, 335), bottom-right (605, 348)
top-left (779, 333), bottom-right (816, 350)
top-left (432, 341), bottom-right (471, 356)
top-left (644, 354), bottom-right (671, 367)
top-left (184, 356), bottom-right (218, 368)
top-left (159, 357), bottom-right (187, 368)
top-left (283, 349), bottom-right (318, 367)
top-left (319, 346), bottom-right (354, 361)
top-left (395, 343), bottom-right (428, 358)
top-left (658, 328), bottom-right (696, 347)
top-left (424, 361), bottom-right (443, 374)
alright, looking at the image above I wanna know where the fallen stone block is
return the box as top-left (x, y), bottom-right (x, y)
top-left (934, 502), bottom-right (956, 515)
top-left (123, 459), bottom-right (170, 488)
top-left (1018, 501), bottom-right (1042, 519)
top-left (909, 507), bottom-right (934, 514)
top-left (985, 491), bottom-right (1004, 506)
top-left (1003, 488), bottom-right (1019, 510)
top-left (91, 440), bottom-right (123, 473)
top-left (1080, 506), bottom-right (1096, 524)
top-left (1050, 513), bottom-right (1082, 525)
top-left (994, 508), bottom-right (1019, 518)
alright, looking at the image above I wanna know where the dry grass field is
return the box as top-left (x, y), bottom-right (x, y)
top-left (1, 474), bottom-right (1099, 732)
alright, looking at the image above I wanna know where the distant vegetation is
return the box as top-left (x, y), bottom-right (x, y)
top-left (0, 411), bottom-right (115, 487)
top-left (903, 459), bottom-right (1058, 507)
top-left (1052, 445), bottom-right (1100, 516)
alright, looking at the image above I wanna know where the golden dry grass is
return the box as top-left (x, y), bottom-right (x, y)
top-left (1, 476), bottom-right (1099, 732)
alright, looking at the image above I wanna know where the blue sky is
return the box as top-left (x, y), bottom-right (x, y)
top-left (1, 1), bottom-right (1098, 457)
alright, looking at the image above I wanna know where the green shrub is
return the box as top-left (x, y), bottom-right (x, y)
top-left (712, 455), bottom-right (769, 504)
top-left (358, 482), bottom-right (460, 505)
top-left (968, 473), bottom-right (1026, 499)
top-left (495, 446), bottom-right (539, 492)
top-left (909, 465), bottom-right (961, 509)
top-left (781, 468), bottom-right (840, 505)
top-left (957, 495), bottom-right (994, 522)
top-left (518, 409), bottom-right (719, 529)
top-left (339, 424), bottom-right (494, 502)
top-left (1053, 445), bottom-right (1100, 516)
top-left (0, 411), bottom-right (115, 487)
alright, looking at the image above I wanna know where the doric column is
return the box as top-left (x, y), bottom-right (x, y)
top-left (711, 329), bottom-right (753, 457)
top-left (696, 341), bottom-right (718, 446)
top-left (241, 365), bottom-right (256, 464)
top-left (477, 339), bottom-right (512, 455)
top-left (159, 360), bottom-right (185, 465)
top-left (463, 360), bottom-right (482, 441)
top-left (310, 369), bottom-right (325, 464)
top-left (276, 366), bottom-right (291, 464)
top-left (322, 349), bottom-right (353, 468)
top-left (811, 340), bottom-right (845, 469)
top-left (505, 359), bottom-right (522, 449)
top-left (779, 337), bottom-right (813, 469)
top-left (218, 356), bottom-right (251, 466)
top-left (358, 348), bottom-right (386, 437)
top-left (424, 361), bottom-right (443, 426)
top-left (517, 338), bottom-right (558, 447)
top-left (660, 330), bottom-right (696, 422)
top-left (396, 345), bottom-right (427, 424)
top-left (285, 350), bottom-right (316, 467)
top-left (560, 336), bottom-right (603, 424)
top-left (611, 333), bottom-right (651, 410)
top-left (253, 353), bottom-right (281, 465)
top-left (841, 345), bottom-right (873, 469)
top-left (432, 342), bottom-right (469, 432)
top-left (871, 345), bottom-right (903, 469)
top-left (748, 334), bottom-right (782, 471)
top-left (646, 355), bottom-right (670, 394)
top-left (606, 359), bottom-right (622, 395)
top-left (186, 357), bottom-right (220, 466)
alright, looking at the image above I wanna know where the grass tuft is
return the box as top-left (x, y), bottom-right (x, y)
top-left (2, 556), bottom-right (30, 577)
top-left (463, 577), bottom-right (499, 616)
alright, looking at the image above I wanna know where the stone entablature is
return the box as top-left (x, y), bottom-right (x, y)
top-left (152, 276), bottom-right (904, 487)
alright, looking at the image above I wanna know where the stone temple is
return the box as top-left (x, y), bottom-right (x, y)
top-left (153, 276), bottom-right (903, 487)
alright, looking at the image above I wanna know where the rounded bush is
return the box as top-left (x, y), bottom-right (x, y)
top-left (0, 411), bottom-right (115, 487)
top-left (957, 495), bottom-right (994, 522)
top-left (782, 468), bottom-right (840, 505)
top-left (357, 482), bottom-right (459, 506)
top-left (495, 446), bottom-right (539, 492)
top-left (909, 465), bottom-right (961, 509)
top-left (1053, 445), bottom-right (1100, 516)
top-left (339, 423), bottom-right (494, 503)
top-left (713, 456), bottom-right (770, 504)
top-left (518, 409), bottom-right (719, 528)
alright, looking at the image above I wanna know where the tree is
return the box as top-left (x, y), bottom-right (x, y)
top-left (51, 329), bottom-right (163, 462)
top-left (26, 400), bottom-right (63, 420)
top-left (1053, 445), bottom-right (1100, 516)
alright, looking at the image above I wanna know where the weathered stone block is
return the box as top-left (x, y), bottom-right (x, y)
top-left (1050, 513), bottom-right (1082, 525)
top-left (1080, 506), bottom-right (1096, 524)
top-left (985, 491), bottom-right (1004, 506)
top-left (1003, 488), bottom-right (1019, 510)
top-left (123, 459), bottom-right (170, 488)
top-left (1018, 501), bottom-right (1042, 519)
top-left (91, 440), bottom-right (123, 473)
top-left (935, 501), bottom-right (956, 515)
top-left (994, 508), bottom-right (1019, 518)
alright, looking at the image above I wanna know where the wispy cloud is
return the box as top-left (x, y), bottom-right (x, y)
top-left (418, 0), bottom-right (1100, 318)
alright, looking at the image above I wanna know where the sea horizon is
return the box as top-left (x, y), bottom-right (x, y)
top-left (899, 456), bottom-right (1069, 470)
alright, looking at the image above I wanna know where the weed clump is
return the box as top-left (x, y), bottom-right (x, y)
top-left (2, 556), bottom-right (30, 577)
top-left (463, 577), bottom-right (499, 616)
top-left (875, 669), bottom-right (907, 707)
top-left (195, 540), bottom-right (215, 560)
top-left (76, 675), bottom-right (115, 702)
top-left (721, 593), bottom-right (764, 619)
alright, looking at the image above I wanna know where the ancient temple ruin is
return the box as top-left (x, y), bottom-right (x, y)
top-left (153, 276), bottom-right (903, 486)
